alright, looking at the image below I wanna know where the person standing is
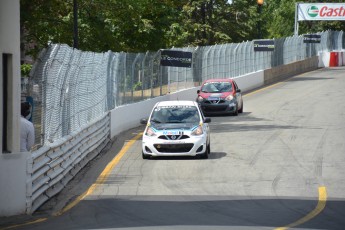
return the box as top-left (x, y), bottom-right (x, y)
top-left (20, 102), bottom-right (35, 152)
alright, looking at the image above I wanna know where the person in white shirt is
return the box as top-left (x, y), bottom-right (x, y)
top-left (20, 102), bottom-right (35, 152)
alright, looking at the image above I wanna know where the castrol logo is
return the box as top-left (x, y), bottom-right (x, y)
top-left (307, 6), bottom-right (319, 17)
top-left (307, 5), bottom-right (345, 18)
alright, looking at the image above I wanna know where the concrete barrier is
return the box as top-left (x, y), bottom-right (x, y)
top-left (336, 52), bottom-right (344, 66)
top-left (110, 87), bottom-right (199, 138)
top-left (264, 56), bottom-right (319, 85)
top-left (110, 95), bottom-right (169, 138)
top-left (319, 51), bottom-right (345, 67)
top-left (233, 71), bottom-right (264, 92)
top-left (329, 52), bottom-right (339, 67)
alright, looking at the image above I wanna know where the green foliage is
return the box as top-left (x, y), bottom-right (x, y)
top-left (263, 0), bottom-right (345, 38)
top-left (133, 81), bottom-right (142, 91)
top-left (21, 64), bottom-right (32, 77)
top-left (21, 0), bottom-right (73, 58)
top-left (20, 0), bottom-right (345, 58)
top-left (264, 0), bottom-right (296, 38)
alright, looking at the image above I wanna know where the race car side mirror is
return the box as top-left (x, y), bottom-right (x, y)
top-left (140, 118), bottom-right (148, 124)
top-left (204, 117), bottom-right (211, 123)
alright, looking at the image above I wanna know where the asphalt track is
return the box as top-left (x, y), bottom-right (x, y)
top-left (1, 67), bottom-right (345, 230)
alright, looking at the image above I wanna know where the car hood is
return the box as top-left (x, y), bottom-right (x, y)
top-left (199, 92), bottom-right (231, 98)
top-left (151, 122), bottom-right (199, 131)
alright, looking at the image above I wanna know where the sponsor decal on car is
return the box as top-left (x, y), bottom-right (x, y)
top-left (155, 105), bottom-right (194, 110)
top-left (162, 130), bottom-right (183, 135)
top-left (159, 141), bottom-right (186, 144)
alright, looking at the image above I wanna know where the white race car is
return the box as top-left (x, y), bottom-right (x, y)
top-left (140, 100), bottom-right (211, 159)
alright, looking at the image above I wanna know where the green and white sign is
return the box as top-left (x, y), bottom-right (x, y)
top-left (298, 3), bottom-right (345, 21)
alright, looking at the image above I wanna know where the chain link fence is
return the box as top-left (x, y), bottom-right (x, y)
top-left (26, 30), bottom-right (344, 148)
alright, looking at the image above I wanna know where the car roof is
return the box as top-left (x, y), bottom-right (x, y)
top-left (155, 100), bottom-right (198, 107)
top-left (203, 78), bottom-right (233, 83)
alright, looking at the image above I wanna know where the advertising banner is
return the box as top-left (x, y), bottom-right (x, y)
top-left (303, 34), bottom-right (321, 43)
top-left (254, 40), bottom-right (275, 52)
top-left (160, 50), bottom-right (192, 68)
top-left (298, 3), bottom-right (345, 21)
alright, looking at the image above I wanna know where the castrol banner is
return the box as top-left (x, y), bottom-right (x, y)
top-left (298, 3), bottom-right (345, 21)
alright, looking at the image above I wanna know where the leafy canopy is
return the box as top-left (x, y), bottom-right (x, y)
top-left (21, 0), bottom-right (345, 58)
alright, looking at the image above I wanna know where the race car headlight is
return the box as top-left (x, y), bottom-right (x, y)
top-left (197, 95), bottom-right (204, 102)
top-left (145, 127), bottom-right (156, 136)
top-left (191, 125), bottom-right (203, 136)
top-left (225, 95), bottom-right (234, 101)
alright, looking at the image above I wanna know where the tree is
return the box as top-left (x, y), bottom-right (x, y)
top-left (20, 0), bottom-right (345, 58)
top-left (21, 0), bottom-right (184, 54)
top-left (21, 64), bottom-right (32, 77)
top-left (263, 0), bottom-right (295, 38)
top-left (21, 0), bottom-right (73, 58)
top-left (263, 0), bottom-right (345, 38)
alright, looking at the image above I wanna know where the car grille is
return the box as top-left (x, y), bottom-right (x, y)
top-left (158, 135), bottom-right (190, 140)
top-left (203, 105), bottom-right (228, 112)
top-left (205, 99), bottom-right (226, 104)
top-left (154, 143), bottom-right (194, 153)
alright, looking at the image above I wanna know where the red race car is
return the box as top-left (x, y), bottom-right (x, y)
top-left (196, 78), bottom-right (243, 116)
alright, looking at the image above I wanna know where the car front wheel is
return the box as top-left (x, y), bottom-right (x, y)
top-left (142, 151), bottom-right (150, 159)
top-left (239, 101), bottom-right (243, 113)
top-left (233, 105), bottom-right (239, 116)
top-left (199, 144), bottom-right (209, 159)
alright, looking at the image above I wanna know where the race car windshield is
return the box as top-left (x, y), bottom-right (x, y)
top-left (201, 82), bottom-right (232, 93)
top-left (151, 106), bottom-right (200, 124)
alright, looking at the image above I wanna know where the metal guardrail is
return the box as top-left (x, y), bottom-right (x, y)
top-left (27, 114), bottom-right (110, 213)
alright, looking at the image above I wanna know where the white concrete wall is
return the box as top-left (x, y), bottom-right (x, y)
top-left (110, 86), bottom-right (201, 138)
top-left (0, 153), bottom-right (28, 216)
top-left (110, 95), bottom-right (169, 138)
top-left (0, 0), bottom-right (21, 153)
top-left (0, 0), bottom-right (27, 216)
top-left (318, 52), bottom-right (330, 67)
top-left (339, 52), bottom-right (345, 66)
top-left (234, 71), bottom-right (264, 92)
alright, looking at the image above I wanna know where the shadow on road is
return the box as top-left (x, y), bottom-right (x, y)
top-left (3, 196), bottom-right (344, 230)
top-left (288, 77), bottom-right (334, 82)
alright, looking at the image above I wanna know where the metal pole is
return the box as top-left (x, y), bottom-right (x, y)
top-left (73, 0), bottom-right (79, 49)
top-left (257, 3), bottom-right (262, 39)
top-left (294, 3), bottom-right (299, 36)
top-left (131, 54), bottom-right (141, 103)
